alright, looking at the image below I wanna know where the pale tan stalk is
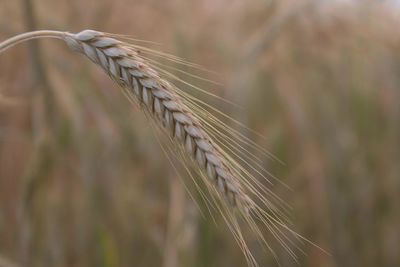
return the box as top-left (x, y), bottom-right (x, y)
top-left (1, 30), bottom-right (319, 267)
top-left (0, 29), bottom-right (252, 211)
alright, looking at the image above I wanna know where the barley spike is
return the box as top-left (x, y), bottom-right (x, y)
top-left (63, 29), bottom-right (253, 211)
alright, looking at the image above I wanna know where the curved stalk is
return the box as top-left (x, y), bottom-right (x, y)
top-left (0, 30), bottom-right (66, 54)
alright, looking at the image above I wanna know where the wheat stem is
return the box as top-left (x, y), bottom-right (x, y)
top-left (0, 30), bottom-right (65, 54)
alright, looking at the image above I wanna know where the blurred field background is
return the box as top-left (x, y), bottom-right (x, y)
top-left (1, 0), bottom-right (399, 267)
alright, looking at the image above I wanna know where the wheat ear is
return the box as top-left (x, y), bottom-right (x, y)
top-left (67, 30), bottom-right (254, 210)
top-left (0, 29), bottom-right (252, 211)
top-left (1, 30), bottom-right (326, 266)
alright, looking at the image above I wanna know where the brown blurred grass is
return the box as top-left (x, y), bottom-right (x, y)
top-left (1, 1), bottom-right (399, 267)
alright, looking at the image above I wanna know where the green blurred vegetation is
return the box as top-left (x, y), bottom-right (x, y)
top-left (0, 1), bottom-right (399, 267)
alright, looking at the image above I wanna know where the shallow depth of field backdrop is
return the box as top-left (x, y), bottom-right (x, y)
top-left (0, 0), bottom-right (399, 267)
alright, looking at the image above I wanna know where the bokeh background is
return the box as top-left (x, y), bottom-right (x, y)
top-left (1, 0), bottom-right (399, 266)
